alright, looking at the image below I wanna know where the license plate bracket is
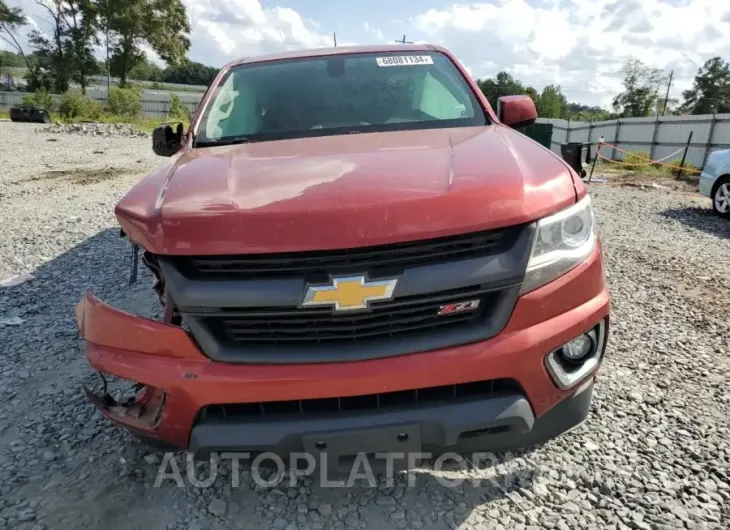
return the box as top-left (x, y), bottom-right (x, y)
top-left (302, 423), bottom-right (421, 472)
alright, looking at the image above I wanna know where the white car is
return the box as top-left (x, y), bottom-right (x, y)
top-left (700, 149), bottom-right (730, 218)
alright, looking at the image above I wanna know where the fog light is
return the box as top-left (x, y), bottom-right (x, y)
top-left (546, 321), bottom-right (607, 389)
top-left (561, 332), bottom-right (595, 363)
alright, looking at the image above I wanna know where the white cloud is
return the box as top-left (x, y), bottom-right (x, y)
top-left (8, 0), bottom-right (730, 107)
top-left (182, 0), bottom-right (333, 65)
top-left (413, 0), bottom-right (730, 106)
top-left (363, 21), bottom-right (385, 42)
top-left (0, 12), bottom-right (39, 53)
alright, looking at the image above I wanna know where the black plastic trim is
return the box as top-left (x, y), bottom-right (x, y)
top-left (159, 224), bottom-right (534, 309)
top-left (157, 224), bottom-right (535, 363)
top-left (183, 284), bottom-right (521, 363)
top-left (191, 393), bottom-right (534, 455)
top-left (187, 380), bottom-right (595, 466)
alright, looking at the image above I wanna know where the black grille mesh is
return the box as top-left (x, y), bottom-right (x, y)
top-left (200, 284), bottom-right (497, 346)
top-left (172, 226), bottom-right (523, 281)
top-left (200, 378), bottom-right (520, 421)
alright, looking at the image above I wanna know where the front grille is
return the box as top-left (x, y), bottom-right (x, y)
top-left (200, 378), bottom-right (520, 421)
top-left (171, 225), bottom-right (523, 281)
top-left (200, 284), bottom-right (499, 346)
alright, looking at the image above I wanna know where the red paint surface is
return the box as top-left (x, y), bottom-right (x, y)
top-left (498, 95), bottom-right (538, 128)
top-left (116, 44), bottom-right (579, 255)
top-left (81, 45), bottom-right (607, 448)
top-left (78, 244), bottom-right (609, 448)
top-left (116, 125), bottom-right (578, 254)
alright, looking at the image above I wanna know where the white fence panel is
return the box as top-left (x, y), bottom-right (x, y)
top-left (538, 113), bottom-right (730, 169)
top-left (617, 122), bottom-right (654, 145)
top-left (656, 120), bottom-right (710, 146)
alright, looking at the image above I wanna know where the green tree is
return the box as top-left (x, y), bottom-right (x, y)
top-left (681, 57), bottom-right (730, 115)
top-left (97, 0), bottom-right (190, 86)
top-left (161, 60), bottom-right (218, 85)
top-left (612, 59), bottom-right (665, 118)
top-left (62, 0), bottom-right (99, 94)
top-left (476, 72), bottom-right (535, 110)
top-left (0, 50), bottom-right (26, 67)
top-left (655, 96), bottom-right (679, 116)
top-left (535, 85), bottom-right (567, 119)
top-left (26, 0), bottom-right (71, 93)
top-left (0, 1), bottom-right (41, 83)
top-left (565, 103), bottom-right (614, 121)
top-left (129, 56), bottom-right (163, 81)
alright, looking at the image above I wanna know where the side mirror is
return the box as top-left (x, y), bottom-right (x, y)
top-left (497, 95), bottom-right (537, 129)
top-left (152, 122), bottom-right (184, 157)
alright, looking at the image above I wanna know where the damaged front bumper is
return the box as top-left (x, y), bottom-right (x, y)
top-left (83, 373), bottom-right (167, 437)
top-left (75, 244), bottom-right (609, 452)
top-left (76, 290), bottom-right (203, 447)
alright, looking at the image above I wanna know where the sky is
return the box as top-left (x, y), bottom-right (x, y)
top-left (5, 0), bottom-right (730, 107)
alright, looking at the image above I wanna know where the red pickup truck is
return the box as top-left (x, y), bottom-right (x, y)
top-left (76, 44), bottom-right (609, 468)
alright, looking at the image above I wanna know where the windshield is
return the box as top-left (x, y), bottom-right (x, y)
top-left (195, 51), bottom-right (487, 146)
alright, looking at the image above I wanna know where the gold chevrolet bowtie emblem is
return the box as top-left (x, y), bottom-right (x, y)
top-left (301, 275), bottom-right (399, 312)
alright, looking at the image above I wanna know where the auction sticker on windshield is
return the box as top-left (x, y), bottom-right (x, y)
top-left (376, 56), bottom-right (434, 67)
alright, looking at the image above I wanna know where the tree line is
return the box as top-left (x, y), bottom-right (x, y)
top-left (2, 0), bottom-right (729, 117)
top-left (476, 73), bottom-right (612, 121)
top-left (476, 56), bottom-right (730, 120)
top-left (0, 0), bottom-right (190, 93)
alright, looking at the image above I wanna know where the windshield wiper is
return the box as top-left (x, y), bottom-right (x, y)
top-left (223, 136), bottom-right (252, 145)
top-left (197, 136), bottom-right (254, 147)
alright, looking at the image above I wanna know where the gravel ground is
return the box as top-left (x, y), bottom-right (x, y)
top-left (0, 121), bottom-right (728, 530)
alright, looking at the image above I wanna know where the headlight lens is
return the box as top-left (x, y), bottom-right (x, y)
top-left (521, 195), bottom-right (596, 293)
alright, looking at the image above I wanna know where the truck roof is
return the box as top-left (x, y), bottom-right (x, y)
top-left (227, 44), bottom-right (439, 68)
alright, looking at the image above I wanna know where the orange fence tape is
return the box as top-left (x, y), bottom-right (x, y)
top-left (596, 152), bottom-right (702, 173)
top-left (598, 142), bottom-right (684, 161)
top-left (576, 139), bottom-right (707, 155)
top-left (597, 153), bottom-right (656, 167)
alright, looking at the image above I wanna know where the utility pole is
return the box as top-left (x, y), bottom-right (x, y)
top-left (105, 0), bottom-right (111, 93)
top-left (662, 70), bottom-right (673, 116)
top-left (395, 35), bottom-right (413, 44)
top-left (333, 33), bottom-right (337, 47)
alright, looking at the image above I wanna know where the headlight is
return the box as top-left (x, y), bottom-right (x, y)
top-left (521, 195), bottom-right (596, 293)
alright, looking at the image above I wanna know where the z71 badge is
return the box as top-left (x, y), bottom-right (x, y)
top-left (438, 300), bottom-right (480, 316)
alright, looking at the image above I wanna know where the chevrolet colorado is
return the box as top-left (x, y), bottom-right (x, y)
top-left (76, 44), bottom-right (609, 467)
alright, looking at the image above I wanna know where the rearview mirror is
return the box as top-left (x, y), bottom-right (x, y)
top-left (152, 122), bottom-right (184, 157)
top-left (497, 95), bottom-right (537, 129)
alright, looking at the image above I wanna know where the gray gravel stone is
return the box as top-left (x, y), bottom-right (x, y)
top-left (42, 122), bottom-right (150, 138)
top-left (0, 123), bottom-right (728, 530)
top-left (207, 498), bottom-right (226, 517)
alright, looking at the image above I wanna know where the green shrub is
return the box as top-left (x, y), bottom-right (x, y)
top-left (22, 89), bottom-right (55, 112)
top-left (58, 90), bottom-right (101, 120)
top-left (106, 86), bottom-right (142, 117)
top-left (668, 158), bottom-right (700, 178)
top-left (622, 150), bottom-right (652, 166)
top-left (168, 93), bottom-right (189, 121)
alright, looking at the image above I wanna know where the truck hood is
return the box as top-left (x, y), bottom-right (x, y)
top-left (116, 125), bottom-right (577, 254)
